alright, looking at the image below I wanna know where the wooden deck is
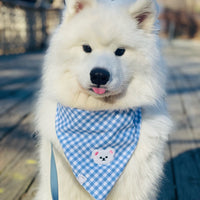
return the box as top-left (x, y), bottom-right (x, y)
top-left (0, 40), bottom-right (200, 200)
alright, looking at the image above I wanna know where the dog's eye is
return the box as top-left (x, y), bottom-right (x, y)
top-left (82, 45), bottom-right (92, 53)
top-left (115, 48), bottom-right (125, 56)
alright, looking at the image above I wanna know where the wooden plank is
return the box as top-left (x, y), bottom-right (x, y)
top-left (0, 52), bottom-right (41, 116)
top-left (178, 69), bottom-right (200, 144)
top-left (164, 43), bottom-right (200, 200)
top-left (0, 75), bottom-right (39, 89)
top-left (158, 144), bottom-right (177, 200)
top-left (0, 52), bottom-right (42, 200)
top-left (0, 52), bottom-right (42, 88)
top-left (20, 175), bottom-right (39, 200)
top-left (0, 95), bottom-right (36, 140)
top-left (0, 76), bottom-right (38, 99)
top-left (172, 71), bottom-right (200, 200)
top-left (0, 115), bottom-right (38, 200)
top-left (0, 81), bottom-right (39, 117)
top-left (158, 67), bottom-right (177, 200)
top-left (0, 114), bottom-right (36, 171)
top-left (158, 62), bottom-right (187, 200)
top-left (165, 42), bottom-right (200, 148)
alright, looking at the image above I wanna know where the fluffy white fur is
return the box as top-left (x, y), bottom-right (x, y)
top-left (34, 0), bottom-right (172, 199)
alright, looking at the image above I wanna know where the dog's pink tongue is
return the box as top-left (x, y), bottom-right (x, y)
top-left (92, 87), bottom-right (106, 95)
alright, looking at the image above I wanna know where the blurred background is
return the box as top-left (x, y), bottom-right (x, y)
top-left (0, 1), bottom-right (200, 200)
top-left (0, 0), bottom-right (64, 55)
top-left (159, 0), bottom-right (200, 39)
top-left (0, 0), bottom-right (200, 55)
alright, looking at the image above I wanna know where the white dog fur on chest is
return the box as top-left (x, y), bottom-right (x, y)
top-left (34, 0), bottom-right (172, 199)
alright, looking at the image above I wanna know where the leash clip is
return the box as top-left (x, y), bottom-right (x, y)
top-left (51, 143), bottom-right (59, 200)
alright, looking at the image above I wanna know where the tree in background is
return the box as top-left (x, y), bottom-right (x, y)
top-left (16, 0), bottom-right (64, 8)
top-left (158, 0), bottom-right (200, 13)
top-left (158, 0), bottom-right (200, 39)
top-left (35, 0), bottom-right (64, 8)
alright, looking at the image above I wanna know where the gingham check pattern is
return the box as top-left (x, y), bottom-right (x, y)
top-left (55, 103), bottom-right (142, 200)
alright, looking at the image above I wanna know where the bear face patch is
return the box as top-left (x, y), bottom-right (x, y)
top-left (91, 148), bottom-right (115, 165)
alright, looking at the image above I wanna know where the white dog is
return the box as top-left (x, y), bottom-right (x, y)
top-left (34, 0), bottom-right (172, 199)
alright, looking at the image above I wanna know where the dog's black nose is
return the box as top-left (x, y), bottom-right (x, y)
top-left (90, 68), bottom-right (110, 86)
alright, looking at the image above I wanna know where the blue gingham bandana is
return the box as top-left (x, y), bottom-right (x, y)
top-left (55, 103), bottom-right (142, 200)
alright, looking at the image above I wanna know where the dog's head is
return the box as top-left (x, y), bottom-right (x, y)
top-left (43, 0), bottom-right (166, 110)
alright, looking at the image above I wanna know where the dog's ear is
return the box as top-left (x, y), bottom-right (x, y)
top-left (65, 0), bottom-right (96, 15)
top-left (129, 0), bottom-right (158, 32)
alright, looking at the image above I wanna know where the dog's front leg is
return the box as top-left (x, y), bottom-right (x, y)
top-left (34, 138), bottom-right (53, 200)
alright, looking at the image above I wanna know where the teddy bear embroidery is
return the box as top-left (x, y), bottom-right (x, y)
top-left (91, 148), bottom-right (115, 165)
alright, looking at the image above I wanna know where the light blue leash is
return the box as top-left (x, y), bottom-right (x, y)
top-left (51, 143), bottom-right (59, 200)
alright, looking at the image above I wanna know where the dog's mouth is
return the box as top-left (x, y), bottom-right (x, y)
top-left (88, 85), bottom-right (109, 96)
top-left (91, 87), bottom-right (106, 95)
top-left (87, 84), bottom-right (123, 98)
